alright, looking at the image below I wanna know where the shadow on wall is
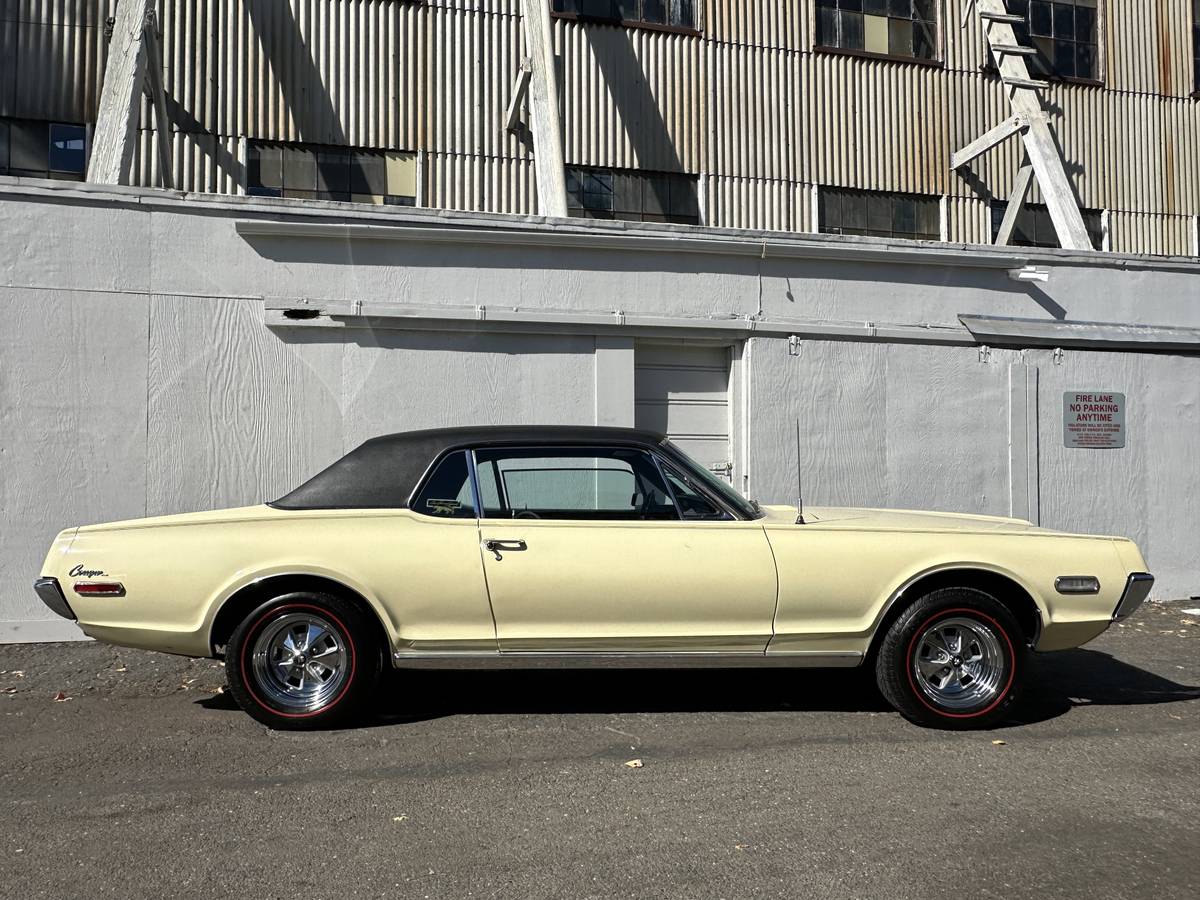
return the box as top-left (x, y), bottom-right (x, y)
top-left (198, 648), bottom-right (1199, 729)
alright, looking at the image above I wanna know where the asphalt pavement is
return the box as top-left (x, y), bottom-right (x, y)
top-left (1, 600), bottom-right (1197, 899)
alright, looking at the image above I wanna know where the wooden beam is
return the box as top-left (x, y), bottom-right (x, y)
top-left (518, 0), bottom-right (568, 218)
top-left (87, 0), bottom-right (155, 185)
top-left (141, 16), bottom-right (174, 189)
top-left (951, 115), bottom-right (1024, 170)
top-left (504, 60), bottom-right (533, 134)
top-left (994, 163), bottom-right (1034, 246)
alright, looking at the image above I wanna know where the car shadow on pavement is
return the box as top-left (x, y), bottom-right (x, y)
top-left (195, 648), bottom-right (1199, 729)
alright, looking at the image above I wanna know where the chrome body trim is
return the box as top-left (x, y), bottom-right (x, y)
top-left (1054, 575), bottom-right (1101, 595)
top-left (391, 650), bottom-right (863, 669)
top-left (34, 577), bottom-right (76, 621)
top-left (1112, 572), bottom-right (1154, 621)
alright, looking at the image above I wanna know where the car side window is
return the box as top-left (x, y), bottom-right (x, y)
top-left (660, 462), bottom-right (729, 520)
top-left (411, 451), bottom-right (476, 518)
top-left (473, 446), bottom-right (677, 521)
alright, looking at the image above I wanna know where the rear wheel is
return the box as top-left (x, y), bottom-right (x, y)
top-left (225, 591), bottom-right (381, 730)
top-left (876, 588), bottom-right (1028, 730)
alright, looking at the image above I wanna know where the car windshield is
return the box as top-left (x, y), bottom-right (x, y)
top-left (660, 439), bottom-right (763, 520)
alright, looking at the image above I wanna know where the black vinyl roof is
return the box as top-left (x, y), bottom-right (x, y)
top-left (271, 425), bottom-right (668, 510)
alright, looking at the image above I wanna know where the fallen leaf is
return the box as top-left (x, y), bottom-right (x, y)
top-left (2, 687), bottom-right (16, 694)
top-left (114, 667), bottom-right (127, 673)
top-left (392, 815), bottom-right (409, 823)
top-left (624, 759), bottom-right (644, 768)
top-left (210, 686), bottom-right (225, 695)
top-left (734, 844), bottom-right (750, 851)
top-left (12, 671), bottom-right (24, 678)
top-left (52, 692), bottom-right (70, 702)
top-left (991, 739), bottom-right (1007, 746)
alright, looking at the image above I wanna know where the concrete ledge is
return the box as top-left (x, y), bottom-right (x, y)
top-left (0, 620), bottom-right (89, 644)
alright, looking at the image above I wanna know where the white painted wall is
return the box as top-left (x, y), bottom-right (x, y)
top-left (2, 180), bottom-right (1198, 640)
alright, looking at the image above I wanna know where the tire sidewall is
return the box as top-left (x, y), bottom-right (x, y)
top-left (877, 588), bottom-right (1028, 730)
top-left (226, 591), bottom-right (380, 730)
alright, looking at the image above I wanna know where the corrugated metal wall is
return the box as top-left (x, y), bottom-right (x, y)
top-left (4, 0), bottom-right (1200, 252)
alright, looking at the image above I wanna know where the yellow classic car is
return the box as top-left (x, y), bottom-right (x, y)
top-left (35, 426), bottom-right (1153, 730)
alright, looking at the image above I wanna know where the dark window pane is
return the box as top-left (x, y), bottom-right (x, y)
top-left (580, 0), bottom-right (615, 18)
top-left (888, 0), bottom-right (912, 17)
top-left (282, 146), bottom-right (317, 191)
top-left (349, 150), bottom-right (386, 195)
top-left (1052, 3), bottom-right (1075, 40)
top-left (842, 191), bottom-right (867, 229)
top-left (867, 193), bottom-right (891, 232)
top-left (643, 175), bottom-right (669, 215)
top-left (863, 0), bottom-right (888, 15)
top-left (1053, 39), bottom-right (1075, 76)
top-left (613, 172), bottom-right (642, 213)
top-left (840, 0), bottom-right (862, 9)
top-left (671, 0), bottom-right (696, 28)
top-left (47, 123), bottom-right (86, 174)
top-left (913, 18), bottom-right (937, 57)
top-left (668, 175), bottom-right (700, 218)
top-left (817, 5), bottom-right (838, 45)
top-left (819, 189), bottom-right (841, 229)
top-left (1075, 6), bottom-right (1096, 40)
top-left (383, 194), bottom-right (417, 206)
top-left (245, 186), bottom-right (283, 198)
top-left (889, 17), bottom-right (913, 56)
top-left (0, 120), bottom-right (9, 171)
top-left (247, 142), bottom-right (282, 189)
top-left (893, 196), bottom-right (916, 234)
top-left (1030, 1), bottom-right (1052, 36)
top-left (642, 0), bottom-right (666, 24)
top-left (10, 119), bottom-right (48, 171)
top-left (317, 148), bottom-right (351, 193)
top-left (840, 11), bottom-right (864, 50)
top-left (1076, 42), bottom-right (1096, 79)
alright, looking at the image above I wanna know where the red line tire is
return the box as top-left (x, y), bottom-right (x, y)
top-left (225, 591), bottom-right (382, 730)
top-left (875, 587), bottom-right (1028, 730)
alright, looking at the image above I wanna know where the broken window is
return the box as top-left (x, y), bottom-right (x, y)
top-left (1006, 0), bottom-right (1100, 81)
top-left (246, 140), bottom-right (417, 206)
top-left (989, 202), bottom-right (1105, 249)
top-left (815, 0), bottom-right (939, 61)
top-left (566, 167), bottom-right (701, 225)
top-left (0, 118), bottom-right (88, 180)
top-left (552, 0), bottom-right (698, 31)
top-left (819, 187), bottom-right (941, 241)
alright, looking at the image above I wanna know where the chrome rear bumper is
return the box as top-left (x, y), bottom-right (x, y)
top-left (1113, 572), bottom-right (1154, 621)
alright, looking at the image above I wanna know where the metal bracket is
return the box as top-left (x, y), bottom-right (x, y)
top-left (1053, 347), bottom-right (1065, 366)
top-left (788, 334), bottom-right (801, 357)
top-left (978, 344), bottom-right (993, 363)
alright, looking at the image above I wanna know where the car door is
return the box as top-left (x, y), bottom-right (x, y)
top-left (472, 444), bottom-right (777, 654)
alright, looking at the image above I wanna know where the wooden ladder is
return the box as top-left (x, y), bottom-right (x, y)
top-left (952, 0), bottom-right (1092, 249)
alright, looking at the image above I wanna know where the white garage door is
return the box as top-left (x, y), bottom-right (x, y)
top-left (634, 343), bottom-right (732, 480)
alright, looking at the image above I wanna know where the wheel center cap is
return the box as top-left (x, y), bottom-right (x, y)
top-left (296, 654), bottom-right (307, 665)
top-left (953, 656), bottom-right (962, 666)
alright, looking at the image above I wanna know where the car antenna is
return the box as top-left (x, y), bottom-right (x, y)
top-left (795, 418), bottom-right (807, 525)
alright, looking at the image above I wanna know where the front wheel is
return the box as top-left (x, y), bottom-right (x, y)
top-left (225, 591), bottom-right (381, 730)
top-left (876, 588), bottom-right (1028, 730)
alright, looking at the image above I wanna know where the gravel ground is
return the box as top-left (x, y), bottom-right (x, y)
top-left (1, 600), bottom-right (1197, 899)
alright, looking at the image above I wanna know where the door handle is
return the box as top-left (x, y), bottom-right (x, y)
top-left (484, 539), bottom-right (527, 561)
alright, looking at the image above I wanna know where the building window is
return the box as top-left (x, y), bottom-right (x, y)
top-left (551, 1), bottom-right (698, 32)
top-left (246, 140), bottom-right (417, 206)
top-left (566, 167), bottom-right (701, 225)
top-left (1006, 0), bottom-right (1099, 81)
top-left (815, 0), bottom-right (939, 61)
top-left (0, 118), bottom-right (88, 180)
top-left (818, 187), bottom-right (941, 241)
top-left (989, 202), bottom-right (1104, 250)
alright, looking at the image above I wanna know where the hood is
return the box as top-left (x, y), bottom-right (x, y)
top-left (759, 505), bottom-right (1048, 535)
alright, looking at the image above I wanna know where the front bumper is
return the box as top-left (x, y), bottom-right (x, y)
top-left (34, 577), bottom-right (76, 621)
top-left (1113, 572), bottom-right (1154, 621)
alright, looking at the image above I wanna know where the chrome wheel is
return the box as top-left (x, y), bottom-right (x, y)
top-left (250, 612), bottom-right (350, 713)
top-left (911, 616), bottom-right (1007, 711)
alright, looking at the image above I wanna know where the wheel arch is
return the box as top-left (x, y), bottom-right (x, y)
top-left (208, 572), bottom-right (394, 659)
top-left (866, 565), bottom-right (1045, 662)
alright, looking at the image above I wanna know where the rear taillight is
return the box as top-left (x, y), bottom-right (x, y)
top-left (73, 582), bottom-right (125, 597)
